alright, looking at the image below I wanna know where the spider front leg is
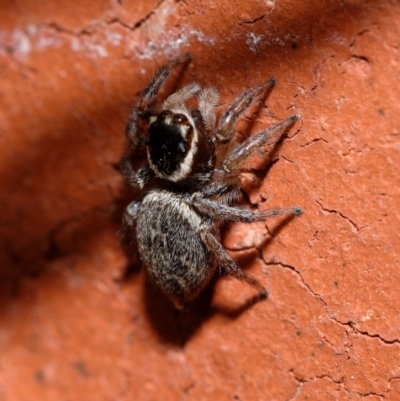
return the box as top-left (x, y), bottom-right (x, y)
top-left (120, 157), bottom-right (153, 190)
top-left (125, 52), bottom-right (192, 151)
top-left (215, 114), bottom-right (302, 218)
top-left (214, 78), bottom-right (275, 143)
top-left (222, 114), bottom-right (298, 175)
top-left (193, 197), bottom-right (302, 224)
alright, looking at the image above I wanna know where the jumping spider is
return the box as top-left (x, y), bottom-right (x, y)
top-left (121, 53), bottom-right (302, 310)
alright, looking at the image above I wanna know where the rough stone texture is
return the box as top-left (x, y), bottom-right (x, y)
top-left (0, 0), bottom-right (399, 400)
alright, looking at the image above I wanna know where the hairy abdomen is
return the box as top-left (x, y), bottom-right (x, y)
top-left (136, 189), bottom-right (215, 308)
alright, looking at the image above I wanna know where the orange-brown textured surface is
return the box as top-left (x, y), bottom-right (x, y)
top-left (1, 0), bottom-right (399, 400)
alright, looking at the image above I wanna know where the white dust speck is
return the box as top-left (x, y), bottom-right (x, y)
top-left (13, 30), bottom-right (31, 55)
top-left (246, 32), bottom-right (262, 55)
top-left (106, 32), bottom-right (122, 46)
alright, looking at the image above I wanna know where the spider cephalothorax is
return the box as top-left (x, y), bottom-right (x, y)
top-left (121, 53), bottom-right (302, 310)
top-left (146, 107), bottom-right (215, 186)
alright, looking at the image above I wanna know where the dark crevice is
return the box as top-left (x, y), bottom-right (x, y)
top-left (265, 260), bottom-right (327, 307)
top-left (299, 137), bottom-right (329, 148)
top-left (329, 317), bottom-right (400, 345)
top-left (315, 199), bottom-right (361, 232)
top-left (238, 14), bottom-right (268, 26)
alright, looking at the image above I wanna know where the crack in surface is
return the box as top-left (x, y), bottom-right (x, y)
top-left (280, 154), bottom-right (295, 164)
top-left (238, 14), bottom-right (268, 26)
top-left (0, 0), bottom-right (171, 57)
top-left (265, 260), bottom-right (327, 307)
top-left (285, 369), bottom-right (303, 401)
top-left (354, 390), bottom-right (384, 399)
top-left (299, 137), bottom-right (329, 148)
top-left (350, 28), bottom-right (370, 58)
top-left (109, 0), bottom-right (169, 31)
top-left (315, 199), bottom-right (362, 231)
top-left (329, 316), bottom-right (400, 345)
top-left (286, 371), bottom-right (345, 401)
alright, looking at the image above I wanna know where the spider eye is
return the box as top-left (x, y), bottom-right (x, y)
top-left (159, 110), bottom-right (172, 120)
top-left (173, 114), bottom-right (187, 124)
top-left (177, 141), bottom-right (187, 154)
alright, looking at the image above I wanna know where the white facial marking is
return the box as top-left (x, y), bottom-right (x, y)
top-left (168, 108), bottom-right (198, 182)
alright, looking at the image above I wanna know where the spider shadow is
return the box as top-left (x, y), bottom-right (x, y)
top-left (142, 275), bottom-right (216, 346)
top-left (259, 212), bottom-right (299, 251)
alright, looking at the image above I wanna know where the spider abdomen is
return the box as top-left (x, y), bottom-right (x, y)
top-left (136, 189), bottom-right (216, 309)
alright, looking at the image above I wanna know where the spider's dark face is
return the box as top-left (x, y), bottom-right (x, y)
top-left (147, 109), bottom-right (215, 184)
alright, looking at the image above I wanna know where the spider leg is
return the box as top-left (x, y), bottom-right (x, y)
top-left (198, 181), bottom-right (240, 205)
top-left (120, 157), bottom-right (153, 189)
top-left (214, 78), bottom-right (275, 143)
top-left (195, 192), bottom-right (301, 297)
top-left (126, 53), bottom-right (192, 151)
top-left (163, 82), bottom-right (201, 110)
top-left (198, 87), bottom-right (219, 130)
top-left (222, 114), bottom-right (298, 175)
top-left (122, 199), bottom-right (142, 234)
top-left (200, 229), bottom-right (267, 297)
top-left (193, 196), bottom-right (302, 222)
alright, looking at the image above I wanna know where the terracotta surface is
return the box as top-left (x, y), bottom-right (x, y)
top-left (1, 0), bottom-right (400, 400)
